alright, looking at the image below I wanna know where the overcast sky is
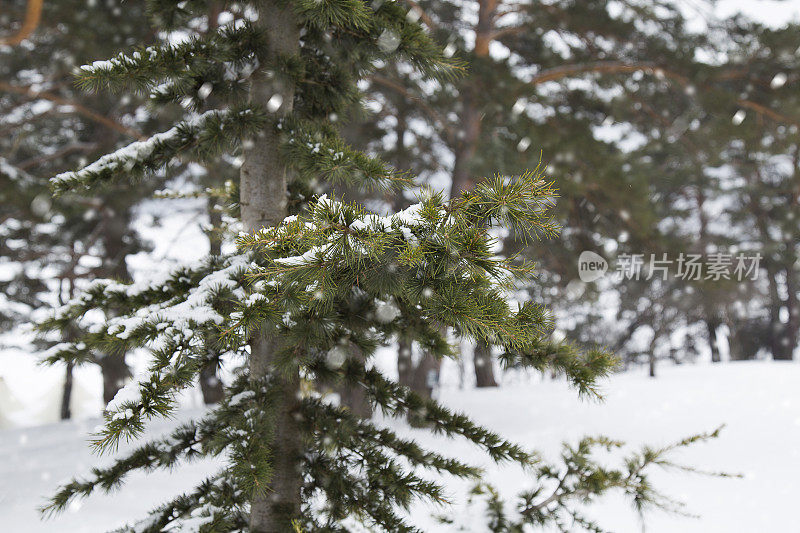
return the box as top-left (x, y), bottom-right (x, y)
top-left (691, 0), bottom-right (800, 28)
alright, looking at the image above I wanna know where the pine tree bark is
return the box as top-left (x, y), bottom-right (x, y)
top-left (397, 338), bottom-right (441, 426)
top-left (241, 2), bottom-right (301, 531)
top-left (473, 340), bottom-right (498, 387)
top-left (99, 206), bottom-right (133, 404)
top-left (198, 195), bottom-right (226, 405)
top-left (199, 364), bottom-right (224, 404)
top-left (60, 361), bottom-right (74, 420)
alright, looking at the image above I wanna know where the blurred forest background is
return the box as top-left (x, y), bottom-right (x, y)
top-left (1, 0), bottom-right (800, 424)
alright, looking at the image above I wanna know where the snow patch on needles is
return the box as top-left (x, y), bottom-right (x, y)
top-left (50, 110), bottom-right (225, 190)
top-left (103, 254), bottom-right (249, 341)
top-left (107, 377), bottom-right (145, 412)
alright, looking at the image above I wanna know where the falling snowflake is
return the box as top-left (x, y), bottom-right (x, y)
top-left (377, 29), bottom-right (401, 53)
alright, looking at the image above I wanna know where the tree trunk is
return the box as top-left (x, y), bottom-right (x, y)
top-left (338, 384), bottom-right (372, 419)
top-left (59, 280), bottom-right (76, 420)
top-left (99, 206), bottom-right (134, 404)
top-left (336, 345), bottom-right (372, 418)
top-left (783, 266), bottom-right (798, 360)
top-left (706, 318), bottom-right (721, 363)
top-left (397, 337), bottom-right (413, 387)
top-left (248, 334), bottom-right (302, 532)
top-left (766, 262), bottom-right (792, 360)
top-left (60, 361), bottom-right (74, 420)
top-left (199, 363), bottom-right (224, 404)
top-left (241, 2), bottom-right (301, 531)
top-left (647, 335), bottom-right (658, 378)
top-left (206, 195), bottom-right (223, 256)
top-left (409, 353), bottom-right (441, 427)
top-left (397, 340), bottom-right (440, 398)
top-left (198, 189), bottom-right (226, 405)
top-left (98, 351), bottom-right (132, 404)
top-left (397, 337), bottom-right (441, 426)
top-left (473, 340), bottom-right (498, 387)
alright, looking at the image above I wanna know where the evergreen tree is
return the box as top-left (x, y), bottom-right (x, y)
top-left (1, 0), bottom-right (234, 408)
top-left (702, 20), bottom-right (800, 361)
top-left (0, 0), bottom-right (157, 414)
top-left (352, 0), bottom-right (720, 387)
top-left (354, 2), bottom-right (800, 374)
top-left (39, 1), bottom-right (722, 530)
top-left (587, 15), bottom-right (800, 369)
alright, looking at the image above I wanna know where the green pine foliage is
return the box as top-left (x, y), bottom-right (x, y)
top-left (466, 428), bottom-right (732, 533)
top-left (0, 0), bottom-right (174, 410)
top-left (38, 0), bottom-right (723, 530)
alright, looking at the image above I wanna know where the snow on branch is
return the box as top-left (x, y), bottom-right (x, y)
top-left (50, 107), bottom-right (265, 194)
top-left (75, 22), bottom-right (265, 93)
top-left (0, 156), bottom-right (34, 184)
top-left (282, 119), bottom-right (409, 191)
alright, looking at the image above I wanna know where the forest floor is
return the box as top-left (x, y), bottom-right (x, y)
top-left (1, 360), bottom-right (797, 532)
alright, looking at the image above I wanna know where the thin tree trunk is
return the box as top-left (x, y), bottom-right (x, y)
top-left (199, 364), bottom-right (224, 404)
top-left (765, 262), bottom-right (791, 360)
top-left (98, 351), bottom-right (132, 404)
top-left (99, 206), bottom-right (133, 404)
top-left (706, 319), bottom-right (721, 363)
top-left (335, 345), bottom-right (372, 418)
top-left (783, 266), bottom-right (798, 360)
top-left (241, 2), bottom-right (301, 530)
top-left (206, 195), bottom-right (223, 256)
top-left (59, 279), bottom-right (76, 420)
top-left (60, 361), bottom-right (74, 420)
top-left (397, 337), bottom-right (413, 386)
top-left (647, 334), bottom-right (658, 378)
top-left (198, 193), bottom-right (226, 405)
top-left (473, 340), bottom-right (498, 387)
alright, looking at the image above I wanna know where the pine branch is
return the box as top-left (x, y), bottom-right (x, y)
top-left (50, 108), bottom-right (266, 194)
top-left (75, 22), bottom-right (266, 94)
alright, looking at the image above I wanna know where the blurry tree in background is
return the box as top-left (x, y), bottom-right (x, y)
top-left (711, 21), bottom-right (800, 362)
top-left (600, 15), bottom-right (800, 371)
top-left (351, 1), bottom-right (800, 381)
top-left (0, 0), bottom-right (232, 414)
top-left (0, 0), bottom-right (155, 416)
top-left (354, 0), bottom-right (706, 384)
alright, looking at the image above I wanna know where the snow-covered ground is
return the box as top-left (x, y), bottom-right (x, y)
top-left (1, 361), bottom-right (797, 532)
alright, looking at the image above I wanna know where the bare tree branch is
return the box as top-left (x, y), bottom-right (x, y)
top-left (0, 0), bottom-right (43, 46)
top-left (0, 81), bottom-right (144, 140)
